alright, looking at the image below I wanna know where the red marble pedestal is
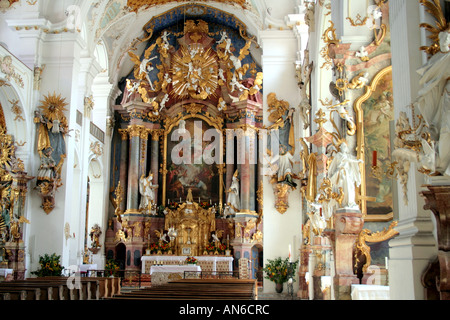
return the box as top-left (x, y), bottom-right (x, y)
top-left (327, 209), bottom-right (364, 300)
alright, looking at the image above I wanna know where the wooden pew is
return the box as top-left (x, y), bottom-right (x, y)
top-left (4, 279), bottom-right (72, 300)
top-left (110, 278), bottom-right (257, 300)
top-left (0, 287), bottom-right (41, 300)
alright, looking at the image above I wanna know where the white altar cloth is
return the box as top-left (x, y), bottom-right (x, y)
top-left (141, 256), bottom-right (233, 274)
top-left (351, 284), bottom-right (390, 300)
top-left (0, 268), bottom-right (13, 278)
top-left (150, 265), bottom-right (201, 275)
top-left (79, 264), bottom-right (97, 273)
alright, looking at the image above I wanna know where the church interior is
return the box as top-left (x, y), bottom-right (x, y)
top-left (0, 0), bottom-right (449, 301)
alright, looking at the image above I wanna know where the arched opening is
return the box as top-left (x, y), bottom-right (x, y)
top-left (251, 244), bottom-right (263, 284)
top-left (115, 242), bottom-right (126, 271)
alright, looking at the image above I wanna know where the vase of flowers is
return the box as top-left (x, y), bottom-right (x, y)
top-left (205, 243), bottom-right (215, 255)
top-left (185, 257), bottom-right (198, 265)
top-left (262, 257), bottom-right (298, 293)
top-left (31, 253), bottom-right (64, 277)
top-left (105, 259), bottom-right (120, 277)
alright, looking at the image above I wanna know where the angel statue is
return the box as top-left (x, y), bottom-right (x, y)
top-left (210, 230), bottom-right (224, 249)
top-left (155, 229), bottom-right (169, 246)
top-left (224, 170), bottom-right (240, 216)
top-left (328, 142), bottom-right (364, 210)
top-left (128, 42), bottom-right (158, 91)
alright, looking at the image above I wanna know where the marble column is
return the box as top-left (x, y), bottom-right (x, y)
top-left (127, 125), bottom-right (143, 212)
top-left (388, 0), bottom-right (438, 299)
top-left (225, 129), bottom-right (236, 199)
top-left (150, 130), bottom-right (161, 205)
top-left (118, 129), bottom-right (129, 212)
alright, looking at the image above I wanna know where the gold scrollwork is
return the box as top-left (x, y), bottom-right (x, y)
top-left (355, 221), bottom-right (399, 273)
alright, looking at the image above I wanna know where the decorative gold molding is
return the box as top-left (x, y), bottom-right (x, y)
top-left (346, 14), bottom-right (369, 27)
top-left (419, 0), bottom-right (450, 57)
top-left (355, 220), bottom-right (399, 272)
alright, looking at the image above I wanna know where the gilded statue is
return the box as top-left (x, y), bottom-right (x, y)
top-left (34, 93), bottom-right (68, 214)
top-left (89, 224), bottom-right (102, 250)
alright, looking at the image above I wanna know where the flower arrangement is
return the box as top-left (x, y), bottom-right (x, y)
top-left (199, 201), bottom-right (211, 209)
top-left (105, 259), bottom-right (120, 277)
top-left (205, 243), bottom-right (215, 253)
top-left (31, 253), bottom-right (64, 277)
top-left (185, 256), bottom-right (198, 264)
top-left (149, 242), bottom-right (170, 254)
top-left (262, 257), bottom-right (298, 284)
top-left (216, 243), bottom-right (227, 254)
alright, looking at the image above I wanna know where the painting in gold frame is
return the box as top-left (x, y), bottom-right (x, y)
top-left (161, 112), bottom-right (224, 208)
top-left (354, 66), bottom-right (394, 222)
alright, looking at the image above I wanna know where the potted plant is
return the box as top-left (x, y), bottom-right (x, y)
top-left (31, 253), bottom-right (64, 277)
top-left (262, 257), bottom-right (298, 293)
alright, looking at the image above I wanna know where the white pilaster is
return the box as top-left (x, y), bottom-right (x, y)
top-left (388, 0), bottom-right (437, 300)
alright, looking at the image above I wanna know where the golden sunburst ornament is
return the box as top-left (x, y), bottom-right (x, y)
top-left (38, 93), bottom-right (69, 131)
top-left (171, 44), bottom-right (219, 101)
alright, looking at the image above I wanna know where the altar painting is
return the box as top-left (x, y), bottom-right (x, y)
top-left (166, 118), bottom-right (220, 205)
top-left (362, 69), bottom-right (394, 217)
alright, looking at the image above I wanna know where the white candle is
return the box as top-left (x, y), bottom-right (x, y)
top-left (385, 257), bottom-right (388, 270)
top-left (289, 244), bottom-right (292, 262)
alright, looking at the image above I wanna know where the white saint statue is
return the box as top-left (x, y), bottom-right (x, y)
top-left (139, 173), bottom-right (155, 212)
top-left (277, 145), bottom-right (297, 188)
top-left (328, 142), bottom-right (363, 210)
top-left (225, 170), bottom-right (240, 215)
top-left (415, 49), bottom-right (450, 176)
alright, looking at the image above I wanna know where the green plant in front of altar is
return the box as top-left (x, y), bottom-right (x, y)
top-left (263, 257), bottom-right (298, 285)
top-left (105, 259), bottom-right (120, 277)
top-left (31, 253), bottom-right (64, 277)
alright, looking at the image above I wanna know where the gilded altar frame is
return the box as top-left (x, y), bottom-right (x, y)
top-left (354, 66), bottom-right (394, 222)
top-left (161, 103), bottom-right (224, 208)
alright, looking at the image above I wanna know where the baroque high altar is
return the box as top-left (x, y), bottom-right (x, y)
top-left (104, 16), bottom-right (264, 274)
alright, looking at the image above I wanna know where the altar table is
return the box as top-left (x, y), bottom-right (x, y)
top-left (149, 265), bottom-right (202, 275)
top-left (0, 268), bottom-right (13, 281)
top-left (149, 265), bottom-right (202, 286)
top-left (141, 255), bottom-right (233, 274)
top-left (351, 284), bottom-right (390, 300)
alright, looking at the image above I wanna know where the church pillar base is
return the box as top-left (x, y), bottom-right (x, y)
top-left (334, 274), bottom-right (359, 300)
